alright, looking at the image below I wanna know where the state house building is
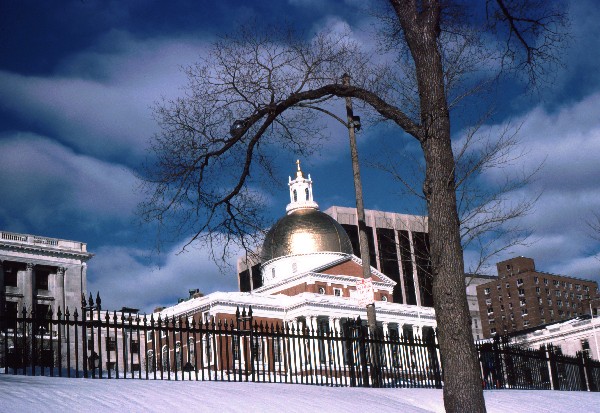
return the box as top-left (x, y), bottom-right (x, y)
top-left (159, 163), bottom-right (436, 341)
top-left (238, 179), bottom-right (434, 309)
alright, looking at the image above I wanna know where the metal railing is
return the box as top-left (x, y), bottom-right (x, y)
top-left (1, 294), bottom-right (598, 392)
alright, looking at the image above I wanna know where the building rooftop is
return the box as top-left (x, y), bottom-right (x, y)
top-left (0, 230), bottom-right (92, 257)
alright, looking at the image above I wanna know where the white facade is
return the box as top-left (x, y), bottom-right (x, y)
top-left (512, 316), bottom-right (600, 360)
top-left (0, 231), bottom-right (93, 317)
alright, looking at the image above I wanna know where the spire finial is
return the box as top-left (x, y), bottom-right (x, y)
top-left (296, 159), bottom-right (303, 178)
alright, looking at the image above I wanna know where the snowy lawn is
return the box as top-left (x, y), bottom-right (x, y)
top-left (1, 375), bottom-right (599, 412)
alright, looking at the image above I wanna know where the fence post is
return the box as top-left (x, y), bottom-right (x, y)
top-left (357, 319), bottom-right (369, 387)
top-left (546, 344), bottom-right (559, 390)
top-left (578, 351), bottom-right (591, 391)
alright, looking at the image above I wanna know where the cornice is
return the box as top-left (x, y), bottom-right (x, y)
top-left (0, 242), bottom-right (94, 261)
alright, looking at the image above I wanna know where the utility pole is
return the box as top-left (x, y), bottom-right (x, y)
top-left (342, 73), bottom-right (380, 386)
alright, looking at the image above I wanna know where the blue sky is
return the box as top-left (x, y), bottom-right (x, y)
top-left (1, 0), bottom-right (599, 312)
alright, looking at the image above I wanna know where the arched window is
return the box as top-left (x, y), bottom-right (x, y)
top-left (188, 338), bottom-right (195, 364)
top-left (147, 350), bottom-right (155, 371)
top-left (175, 342), bottom-right (182, 371)
top-left (293, 189), bottom-right (297, 202)
top-left (161, 345), bottom-right (169, 371)
top-left (305, 188), bottom-right (309, 200)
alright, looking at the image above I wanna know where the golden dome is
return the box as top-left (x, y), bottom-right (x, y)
top-left (261, 208), bottom-right (353, 262)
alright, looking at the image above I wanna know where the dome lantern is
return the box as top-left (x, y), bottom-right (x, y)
top-left (286, 160), bottom-right (319, 214)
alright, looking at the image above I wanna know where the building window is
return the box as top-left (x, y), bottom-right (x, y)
top-left (576, 284), bottom-right (581, 291)
top-left (556, 290), bottom-right (561, 297)
top-left (544, 278), bottom-right (548, 285)
top-left (561, 281), bottom-right (566, 287)
top-left (534, 277), bottom-right (539, 284)
top-left (518, 288), bottom-right (525, 296)
top-left (535, 287), bottom-right (540, 294)
top-left (381, 295), bottom-right (388, 302)
top-left (106, 336), bottom-right (117, 351)
top-left (305, 188), bottom-right (309, 201)
top-left (318, 287), bottom-right (325, 295)
top-left (521, 308), bottom-right (528, 316)
top-left (497, 284), bottom-right (501, 290)
top-left (293, 189), bottom-right (297, 202)
top-left (4, 262), bottom-right (20, 287)
top-left (517, 278), bottom-right (523, 286)
top-left (487, 307), bottom-right (494, 315)
top-left (538, 298), bottom-right (543, 305)
top-left (523, 320), bottom-right (530, 327)
top-left (557, 300), bottom-right (562, 307)
top-left (333, 288), bottom-right (342, 297)
top-left (35, 268), bottom-right (50, 290)
top-left (546, 288), bottom-right (550, 296)
top-left (188, 338), bottom-right (195, 364)
top-left (484, 287), bottom-right (490, 295)
top-left (506, 282), bottom-right (510, 289)
top-left (577, 294), bottom-right (583, 300)
top-left (500, 305), bottom-right (505, 311)
top-left (490, 328), bottom-right (497, 335)
top-left (520, 298), bottom-right (526, 306)
top-left (547, 298), bottom-right (552, 306)
top-left (508, 303), bottom-right (513, 310)
top-left (271, 268), bottom-right (276, 279)
top-left (161, 345), bottom-right (169, 371)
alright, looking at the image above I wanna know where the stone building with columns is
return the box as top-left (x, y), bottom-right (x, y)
top-left (155, 162), bottom-right (436, 370)
top-left (0, 231), bottom-right (93, 320)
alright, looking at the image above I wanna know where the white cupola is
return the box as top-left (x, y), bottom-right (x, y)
top-left (286, 160), bottom-right (319, 214)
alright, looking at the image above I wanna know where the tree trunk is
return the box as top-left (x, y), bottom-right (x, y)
top-left (392, 1), bottom-right (487, 411)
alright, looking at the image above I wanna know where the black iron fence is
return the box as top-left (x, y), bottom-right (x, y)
top-left (1, 294), bottom-right (599, 392)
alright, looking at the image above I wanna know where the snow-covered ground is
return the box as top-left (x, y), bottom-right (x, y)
top-left (1, 375), bottom-right (599, 412)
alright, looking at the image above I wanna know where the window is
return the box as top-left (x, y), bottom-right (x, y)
top-left (273, 336), bottom-right (282, 363)
top-left (508, 303), bottom-right (513, 310)
top-left (556, 290), bottom-right (561, 297)
top-left (497, 284), bottom-right (501, 290)
top-left (490, 328), bottom-right (497, 335)
top-left (188, 338), bottom-right (195, 364)
top-left (485, 298), bottom-right (492, 305)
top-left (520, 298), bottom-right (526, 306)
top-left (35, 268), bottom-right (50, 290)
top-left (548, 298), bottom-right (552, 305)
top-left (577, 294), bottom-right (583, 300)
top-left (130, 340), bottom-right (139, 354)
top-left (561, 281), bottom-right (566, 287)
top-left (523, 320), bottom-right (530, 327)
top-left (381, 295), bottom-right (388, 302)
top-left (333, 288), bottom-right (342, 297)
top-left (484, 287), bottom-right (490, 295)
top-left (506, 282), bottom-right (510, 289)
top-left (487, 307), bottom-right (494, 314)
top-left (549, 309), bottom-right (554, 316)
top-left (521, 308), bottom-right (528, 316)
top-left (510, 313), bottom-right (515, 320)
top-left (546, 288), bottom-right (550, 296)
top-left (536, 287), bottom-right (541, 294)
top-left (161, 345), bottom-right (169, 371)
top-left (568, 283), bottom-right (573, 290)
top-left (271, 268), bottom-right (275, 279)
top-left (557, 300), bottom-right (562, 307)
top-left (553, 280), bottom-right (559, 286)
top-left (5, 301), bottom-right (18, 329)
top-left (305, 188), bottom-right (309, 201)
top-left (570, 292), bottom-right (574, 299)
top-left (147, 350), bottom-right (155, 371)
top-left (576, 284), bottom-right (582, 291)
top-left (517, 278), bottom-right (523, 286)
top-left (175, 342), bottom-right (181, 371)
top-left (584, 285), bottom-right (589, 292)
top-left (582, 339), bottom-right (591, 356)
top-left (106, 336), bottom-right (117, 351)
top-left (518, 289), bottom-right (525, 296)
top-left (293, 189), bottom-right (297, 202)
top-left (500, 305), bottom-right (505, 311)
top-left (534, 277), bottom-right (539, 284)
top-left (538, 298), bottom-right (543, 305)
top-left (318, 287), bottom-right (325, 295)
top-left (544, 278), bottom-right (548, 285)
top-left (4, 262), bottom-right (20, 287)
top-left (540, 308), bottom-right (544, 315)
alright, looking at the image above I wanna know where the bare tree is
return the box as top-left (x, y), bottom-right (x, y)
top-left (375, 118), bottom-right (541, 275)
top-left (141, 2), bottom-right (568, 411)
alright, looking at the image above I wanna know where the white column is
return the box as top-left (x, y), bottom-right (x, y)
top-left (408, 232), bottom-right (422, 307)
top-left (23, 263), bottom-right (34, 313)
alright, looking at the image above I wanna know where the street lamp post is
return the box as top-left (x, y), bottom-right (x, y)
top-left (342, 73), bottom-right (381, 387)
